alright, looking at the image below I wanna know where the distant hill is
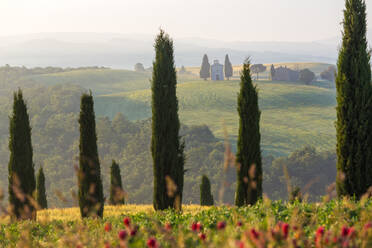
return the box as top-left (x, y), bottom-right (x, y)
top-left (0, 33), bottom-right (338, 68)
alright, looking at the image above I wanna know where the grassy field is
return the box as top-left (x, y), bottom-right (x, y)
top-left (26, 68), bottom-right (198, 95)
top-left (1, 199), bottom-right (371, 247)
top-left (19, 63), bottom-right (336, 156)
top-left (96, 80), bottom-right (336, 156)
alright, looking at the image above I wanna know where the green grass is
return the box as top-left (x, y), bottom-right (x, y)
top-left (96, 80), bottom-right (336, 156)
top-left (1, 200), bottom-right (372, 247)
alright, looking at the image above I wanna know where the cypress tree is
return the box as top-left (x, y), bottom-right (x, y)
top-left (78, 92), bottom-right (104, 218)
top-left (151, 30), bottom-right (185, 211)
top-left (200, 54), bottom-right (211, 80)
top-left (200, 175), bottom-right (214, 206)
top-left (109, 160), bottom-right (125, 205)
top-left (235, 59), bottom-right (262, 206)
top-left (336, 0), bottom-right (372, 198)
top-left (8, 89), bottom-right (36, 220)
top-left (36, 167), bottom-right (47, 209)
top-left (224, 54), bottom-right (233, 80)
top-left (270, 64), bottom-right (276, 80)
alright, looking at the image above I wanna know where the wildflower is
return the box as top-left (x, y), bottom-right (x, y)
top-left (118, 230), bottom-right (128, 240)
top-left (130, 228), bottom-right (138, 237)
top-left (347, 227), bottom-right (355, 238)
top-left (147, 237), bottom-right (157, 248)
top-left (315, 226), bottom-right (325, 245)
top-left (217, 221), bottom-right (226, 230)
top-left (282, 223), bottom-right (290, 239)
top-left (250, 228), bottom-right (260, 240)
top-left (341, 226), bottom-right (349, 238)
top-left (236, 240), bottom-right (245, 248)
top-left (123, 217), bottom-right (131, 227)
top-left (104, 223), bottom-right (112, 232)
top-left (364, 222), bottom-right (372, 230)
top-left (191, 222), bottom-right (198, 231)
top-left (196, 222), bottom-right (203, 231)
top-left (237, 221), bottom-right (243, 227)
top-left (199, 233), bottom-right (206, 241)
top-left (316, 226), bottom-right (325, 237)
top-left (165, 223), bottom-right (172, 231)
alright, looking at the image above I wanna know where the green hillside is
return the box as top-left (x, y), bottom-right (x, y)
top-left (25, 68), bottom-right (198, 95)
top-left (12, 65), bottom-right (336, 157)
top-left (96, 80), bottom-right (337, 157)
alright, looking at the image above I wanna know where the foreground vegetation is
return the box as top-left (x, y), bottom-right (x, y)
top-left (1, 199), bottom-right (371, 247)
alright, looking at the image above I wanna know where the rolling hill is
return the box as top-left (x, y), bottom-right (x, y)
top-left (9, 63), bottom-right (335, 157)
top-left (96, 79), bottom-right (336, 157)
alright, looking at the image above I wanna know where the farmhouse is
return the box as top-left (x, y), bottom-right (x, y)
top-left (211, 60), bottom-right (224, 81)
top-left (272, 66), bottom-right (299, 82)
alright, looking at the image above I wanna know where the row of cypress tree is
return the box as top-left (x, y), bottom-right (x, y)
top-left (7, 89), bottom-right (127, 219)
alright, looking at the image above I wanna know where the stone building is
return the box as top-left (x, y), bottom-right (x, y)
top-left (211, 60), bottom-right (224, 81)
top-left (272, 66), bottom-right (299, 82)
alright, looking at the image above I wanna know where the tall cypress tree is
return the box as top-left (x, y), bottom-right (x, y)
top-left (78, 92), bottom-right (104, 218)
top-left (270, 64), bottom-right (276, 81)
top-left (8, 89), bottom-right (36, 220)
top-left (235, 59), bottom-right (262, 206)
top-left (336, 0), bottom-right (372, 198)
top-left (200, 54), bottom-right (211, 80)
top-left (109, 160), bottom-right (125, 205)
top-left (36, 167), bottom-right (47, 209)
top-left (224, 54), bottom-right (233, 80)
top-left (151, 30), bottom-right (185, 211)
top-left (200, 175), bottom-right (214, 206)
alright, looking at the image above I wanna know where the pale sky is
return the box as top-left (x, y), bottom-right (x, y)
top-left (0, 0), bottom-right (371, 42)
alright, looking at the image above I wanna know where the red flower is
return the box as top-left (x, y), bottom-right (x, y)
top-left (199, 233), bottom-right (206, 241)
top-left (315, 226), bottom-right (325, 245)
top-left (217, 221), bottom-right (226, 230)
top-left (316, 226), bottom-right (325, 237)
top-left (250, 228), bottom-right (260, 240)
top-left (196, 222), bottom-right (203, 231)
top-left (237, 221), bottom-right (243, 227)
top-left (347, 227), bottom-right (355, 238)
top-left (191, 222), bottom-right (198, 231)
top-left (130, 228), bottom-right (137, 237)
top-left (118, 230), bottom-right (128, 240)
top-left (104, 223), bottom-right (112, 232)
top-left (147, 237), bottom-right (157, 248)
top-left (341, 226), bottom-right (349, 237)
top-left (282, 223), bottom-right (290, 239)
top-left (123, 217), bottom-right (131, 227)
top-left (165, 223), bottom-right (172, 231)
top-left (364, 222), bottom-right (372, 230)
top-left (236, 240), bottom-right (245, 248)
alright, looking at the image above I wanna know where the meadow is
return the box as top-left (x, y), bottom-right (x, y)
top-left (97, 79), bottom-right (336, 156)
top-left (14, 62), bottom-right (336, 156)
top-left (1, 198), bottom-right (371, 247)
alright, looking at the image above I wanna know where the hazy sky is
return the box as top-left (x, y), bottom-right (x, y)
top-left (1, 0), bottom-right (371, 41)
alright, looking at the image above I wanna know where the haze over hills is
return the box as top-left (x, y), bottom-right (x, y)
top-left (0, 32), bottom-right (352, 69)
